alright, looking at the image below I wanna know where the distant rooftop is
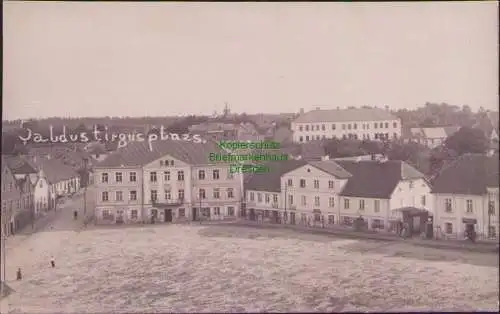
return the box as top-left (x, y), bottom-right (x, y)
top-left (293, 108), bottom-right (399, 124)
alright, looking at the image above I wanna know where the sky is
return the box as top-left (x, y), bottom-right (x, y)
top-left (3, 1), bottom-right (499, 120)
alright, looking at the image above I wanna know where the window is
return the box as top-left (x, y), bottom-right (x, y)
top-left (488, 201), bottom-right (495, 215)
top-left (300, 179), bottom-right (306, 188)
top-left (115, 172), bottom-right (122, 183)
top-left (299, 126), bottom-right (303, 131)
top-left (164, 171), bottom-right (170, 181)
top-left (150, 172), bottom-right (157, 183)
top-left (466, 199), bottom-right (473, 213)
top-left (287, 179), bottom-right (293, 187)
top-left (314, 196), bottom-right (320, 207)
top-left (328, 180), bottom-right (334, 189)
top-left (130, 190), bottom-right (137, 201)
top-left (374, 200), bottom-right (380, 212)
top-left (213, 169), bottom-right (220, 180)
top-left (198, 170), bottom-right (205, 180)
top-left (445, 198), bottom-right (452, 212)
top-left (374, 123), bottom-right (378, 129)
top-left (213, 207), bottom-right (221, 215)
top-left (332, 124), bottom-right (336, 130)
top-left (102, 209), bottom-right (113, 221)
top-left (101, 173), bottom-right (108, 183)
top-left (299, 136), bottom-right (303, 142)
top-left (199, 189), bottom-right (206, 199)
top-left (313, 180), bottom-right (319, 189)
top-left (328, 215), bottom-right (335, 224)
top-left (227, 188), bottom-right (234, 198)
top-left (329, 197), bottom-right (335, 208)
top-left (409, 181), bottom-right (414, 189)
top-left (131, 210), bottom-right (138, 219)
top-left (273, 194), bottom-right (278, 203)
top-left (288, 195), bottom-right (294, 205)
top-left (160, 160), bottom-right (164, 167)
top-left (385, 122), bottom-right (389, 128)
top-left (170, 160), bottom-right (175, 166)
top-left (178, 208), bottom-right (185, 217)
top-left (305, 125), bottom-right (309, 131)
top-left (342, 216), bottom-right (354, 226)
top-left (488, 226), bottom-right (497, 239)
top-left (165, 190), bottom-right (171, 200)
top-left (306, 135), bottom-right (310, 141)
top-left (315, 125), bottom-right (319, 131)
top-left (178, 189), bottom-right (184, 200)
top-left (16, 200), bottom-right (20, 209)
top-left (372, 219), bottom-right (385, 230)
top-left (102, 191), bottom-right (109, 202)
top-left (321, 124), bottom-right (325, 131)
top-left (393, 122), bottom-right (397, 128)
top-left (379, 123), bottom-right (383, 128)
top-left (116, 191), bottom-right (123, 201)
top-left (129, 172), bottom-right (136, 182)
top-left (301, 195), bottom-right (307, 206)
top-left (213, 188), bottom-right (220, 199)
top-left (359, 199), bottom-right (365, 210)
top-left (342, 124), bottom-right (346, 130)
top-left (347, 124), bottom-right (352, 130)
top-left (444, 222), bottom-right (453, 234)
top-left (258, 193), bottom-right (263, 202)
top-left (227, 207), bottom-right (235, 216)
top-left (421, 196), bottom-right (426, 206)
top-left (343, 199), bottom-right (350, 209)
top-left (249, 192), bottom-right (255, 201)
top-left (353, 123), bottom-right (357, 130)
top-left (265, 194), bottom-right (270, 203)
top-left (178, 171), bottom-right (185, 181)
top-left (151, 190), bottom-right (158, 202)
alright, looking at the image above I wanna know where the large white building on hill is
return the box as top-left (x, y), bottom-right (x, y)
top-left (291, 108), bottom-right (402, 143)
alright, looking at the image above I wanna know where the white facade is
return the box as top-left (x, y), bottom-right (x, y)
top-left (279, 164), bottom-right (349, 225)
top-left (94, 154), bottom-right (243, 224)
top-left (338, 178), bottom-right (432, 230)
top-left (292, 119), bottom-right (401, 143)
top-left (33, 171), bottom-right (50, 215)
top-left (432, 188), bottom-right (499, 240)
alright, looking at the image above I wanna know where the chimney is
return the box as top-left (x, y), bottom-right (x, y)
top-left (299, 108), bottom-right (305, 114)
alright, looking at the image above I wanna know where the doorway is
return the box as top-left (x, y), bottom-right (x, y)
top-left (290, 212), bottom-right (296, 225)
top-left (192, 207), bottom-right (197, 221)
top-left (164, 209), bottom-right (173, 222)
top-left (116, 210), bottom-right (124, 224)
top-left (151, 209), bottom-right (158, 224)
top-left (249, 208), bottom-right (256, 221)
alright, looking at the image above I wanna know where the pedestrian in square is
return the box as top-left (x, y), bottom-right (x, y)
top-left (16, 268), bottom-right (22, 280)
top-left (50, 256), bottom-right (55, 268)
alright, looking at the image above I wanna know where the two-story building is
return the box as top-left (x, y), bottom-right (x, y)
top-left (245, 160), bottom-right (307, 223)
top-left (335, 159), bottom-right (432, 235)
top-left (291, 107), bottom-right (402, 143)
top-left (1, 155), bottom-right (36, 236)
top-left (408, 126), bottom-right (460, 149)
top-left (431, 154), bottom-right (499, 240)
top-left (280, 160), bottom-right (352, 226)
top-left (93, 140), bottom-right (243, 224)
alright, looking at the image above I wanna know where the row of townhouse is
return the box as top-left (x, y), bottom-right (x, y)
top-left (1, 154), bottom-right (82, 236)
top-left (92, 140), bottom-right (244, 224)
top-left (245, 158), bottom-right (432, 236)
top-left (244, 153), bottom-right (499, 240)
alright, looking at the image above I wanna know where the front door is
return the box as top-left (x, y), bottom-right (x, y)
top-left (290, 212), bottom-right (296, 225)
top-left (151, 209), bottom-right (158, 224)
top-left (192, 207), bottom-right (197, 221)
top-left (249, 208), bottom-right (256, 221)
top-left (164, 209), bottom-right (172, 222)
top-left (116, 210), bottom-right (124, 224)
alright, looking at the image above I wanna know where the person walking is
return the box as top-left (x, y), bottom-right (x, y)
top-left (16, 268), bottom-right (22, 280)
top-left (50, 256), bottom-right (55, 268)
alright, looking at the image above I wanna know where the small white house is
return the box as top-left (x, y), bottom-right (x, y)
top-left (33, 170), bottom-right (50, 215)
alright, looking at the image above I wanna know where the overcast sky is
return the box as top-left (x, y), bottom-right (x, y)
top-left (3, 1), bottom-right (498, 120)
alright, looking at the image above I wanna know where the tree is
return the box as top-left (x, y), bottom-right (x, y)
top-left (444, 127), bottom-right (489, 155)
top-left (359, 140), bottom-right (383, 155)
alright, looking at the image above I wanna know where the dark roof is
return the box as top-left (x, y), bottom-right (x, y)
top-left (431, 154), bottom-right (499, 195)
top-left (293, 108), bottom-right (398, 123)
top-left (336, 160), bottom-right (425, 199)
top-left (33, 157), bottom-right (79, 184)
top-left (95, 140), bottom-right (224, 168)
top-left (3, 155), bottom-right (37, 174)
top-left (308, 160), bottom-right (352, 179)
top-left (245, 160), bottom-right (307, 192)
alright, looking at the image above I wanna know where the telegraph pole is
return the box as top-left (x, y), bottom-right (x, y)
top-left (83, 158), bottom-right (88, 216)
top-left (1, 223), bottom-right (6, 296)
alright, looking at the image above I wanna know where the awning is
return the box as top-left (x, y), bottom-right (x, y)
top-left (462, 218), bottom-right (477, 224)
